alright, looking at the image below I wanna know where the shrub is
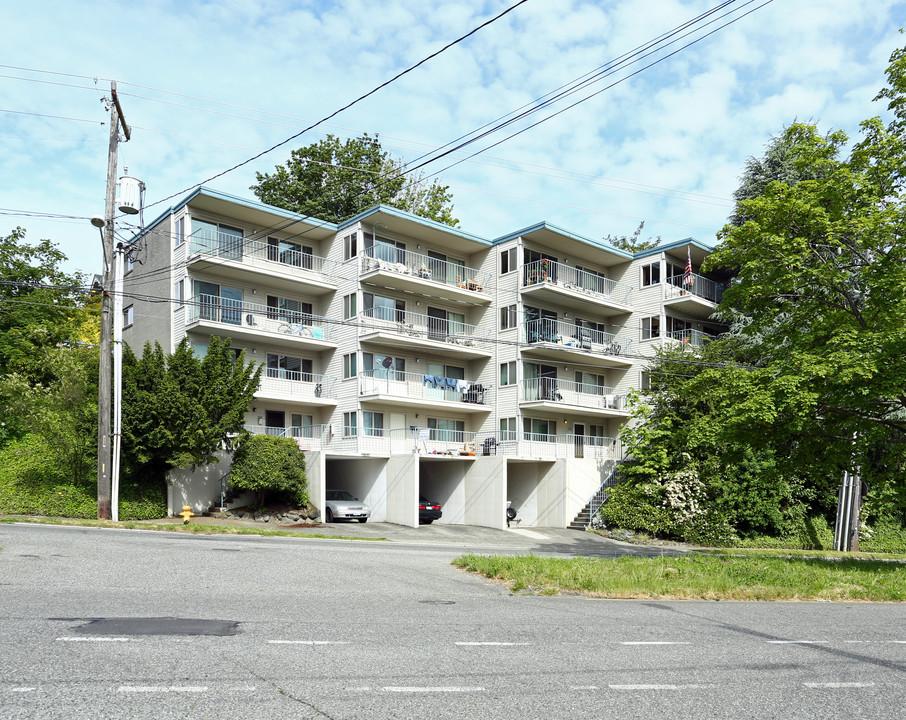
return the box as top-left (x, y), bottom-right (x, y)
top-left (680, 510), bottom-right (739, 547)
top-left (599, 482), bottom-right (676, 537)
top-left (229, 434), bottom-right (308, 507)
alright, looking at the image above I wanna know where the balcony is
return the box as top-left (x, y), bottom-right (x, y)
top-left (358, 308), bottom-right (493, 359)
top-left (666, 328), bottom-right (715, 347)
top-left (664, 273), bottom-right (724, 317)
top-left (519, 378), bottom-right (630, 417)
top-left (360, 248), bottom-right (492, 304)
top-left (521, 260), bottom-right (633, 315)
top-left (187, 294), bottom-right (336, 351)
top-left (522, 318), bottom-right (633, 368)
top-left (256, 371), bottom-right (338, 406)
top-left (187, 230), bottom-right (337, 295)
top-left (358, 370), bottom-right (491, 413)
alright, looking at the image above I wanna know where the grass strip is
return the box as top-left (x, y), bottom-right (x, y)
top-left (453, 554), bottom-right (906, 601)
top-left (0, 516), bottom-right (387, 541)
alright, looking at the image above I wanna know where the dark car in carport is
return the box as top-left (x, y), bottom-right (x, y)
top-left (419, 496), bottom-right (442, 524)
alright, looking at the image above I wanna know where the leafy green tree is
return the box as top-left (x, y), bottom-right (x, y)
top-left (603, 220), bottom-right (661, 253)
top-left (0, 346), bottom-right (98, 483)
top-left (121, 336), bottom-right (262, 482)
top-left (229, 434), bottom-right (308, 507)
top-left (251, 134), bottom-right (459, 226)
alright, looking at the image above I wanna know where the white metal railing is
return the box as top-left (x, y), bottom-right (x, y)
top-left (666, 273), bottom-right (724, 303)
top-left (359, 370), bottom-right (489, 406)
top-left (189, 229), bottom-right (337, 282)
top-left (524, 317), bottom-right (632, 356)
top-left (667, 328), bottom-right (715, 347)
top-left (241, 424), bottom-right (622, 461)
top-left (189, 294), bottom-right (332, 341)
top-left (522, 260), bottom-right (633, 306)
top-left (361, 247), bottom-right (491, 294)
top-left (359, 308), bottom-right (491, 348)
top-left (259, 371), bottom-right (337, 400)
top-left (521, 378), bottom-right (628, 411)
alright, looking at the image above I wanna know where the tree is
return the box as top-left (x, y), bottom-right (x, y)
top-left (603, 220), bottom-right (661, 253)
top-left (0, 346), bottom-right (98, 484)
top-left (121, 336), bottom-right (262, 481)
top-left (251, 134), bottom-right (459, 226)
top-left (229, 434), bottom-right (308, 507)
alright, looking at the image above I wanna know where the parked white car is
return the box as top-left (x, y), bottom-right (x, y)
top-left (324, 490), bottom-right (371, 523)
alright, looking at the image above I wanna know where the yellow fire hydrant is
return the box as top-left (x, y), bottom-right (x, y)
top-left (179, 505), bottom-right (195, 524)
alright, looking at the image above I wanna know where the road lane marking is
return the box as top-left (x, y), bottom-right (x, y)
top-left (383, 687), bottom-right (484, 693)
top-left (267, 640), bottom-right (350, 645)
top-left (10, 688), bottom-right (35, 692)
top-left (57, 637), bottom-right (133, 642)
top-left (804, 682), bottom-right (875, 689)
top-left (767, 640), bottom-right (824, 644)
top-left (609, 684), bottom-right (714, 690)
top-left (455, 642), bottom-right (530, 646)
top-left (620, 641), bottom-right (690, 645)
top-left (118, 686), bottom-right (208, 693)
top-left (571, 685), bottom-right (599, 690)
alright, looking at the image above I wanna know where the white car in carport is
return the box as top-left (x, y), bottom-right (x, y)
top-left (324, 490), bottom-right (371, 523)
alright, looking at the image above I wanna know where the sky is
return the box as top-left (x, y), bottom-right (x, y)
top-left (2, 0), bottom-right (904, 277)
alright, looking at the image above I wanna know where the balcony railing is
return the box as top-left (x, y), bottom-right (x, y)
top-left (241, 424), bottom-right (620, 461)
top-left (361, 247), bottom-right (491, 294)
top-left (189, 229), bottom-right (337, 282)
top-left (189, 294), bottom-right (332, 341)
top-left (259, 371), bottom-right (337, 400)
top-left (360, 308), bottom-right (490, 348)
top-left (360, 370), bottom-right (489, 405)
top-left (667, 328), bottom-right (715, 347)
top-left (521, 378), bottom-right (628, 411)
top-left (524, 317), bottom-right (632, 356)
top-left (666, 273), bottom-right (724, 304)
top-left (522, 260), bottom-right (633, 306)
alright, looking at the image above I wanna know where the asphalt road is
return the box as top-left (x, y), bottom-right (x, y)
top-left (1, 523), bottom-right (904, 719)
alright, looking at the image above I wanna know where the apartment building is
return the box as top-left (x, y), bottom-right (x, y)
top-left (124, 187), bottom-right (726, 529)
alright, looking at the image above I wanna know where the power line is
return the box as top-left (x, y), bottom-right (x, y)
top-left (0, 108), bottom-right (104, 125)
top-left (142, 0), bottom-right (530, 212)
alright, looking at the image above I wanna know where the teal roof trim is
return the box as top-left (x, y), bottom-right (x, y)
top-left (491, 221), bottom-right (634, 259)
top-left (338, 204), bottom-right (491, 245)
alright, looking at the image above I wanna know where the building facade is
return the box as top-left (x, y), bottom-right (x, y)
top-left (124, 187), bottom-right (725, 528)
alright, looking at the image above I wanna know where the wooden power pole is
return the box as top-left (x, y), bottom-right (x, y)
top-left (97, 82), bottom-right (130, 520)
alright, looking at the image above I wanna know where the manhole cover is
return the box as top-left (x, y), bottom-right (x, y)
top-left (71, 617), bottom-right (240, 636)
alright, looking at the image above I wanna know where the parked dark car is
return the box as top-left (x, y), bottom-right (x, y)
top-left (419, 496), bottom-right (442, 524)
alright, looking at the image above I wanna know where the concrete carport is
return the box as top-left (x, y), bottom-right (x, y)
top-left (322, 456), bottom-right (388, 522)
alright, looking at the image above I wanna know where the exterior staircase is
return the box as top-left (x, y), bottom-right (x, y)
top-left (568, 460), bottom-right (625, 530)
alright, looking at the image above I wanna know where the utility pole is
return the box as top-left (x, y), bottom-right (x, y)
top-left (97, 82), bottom-right (130, 520)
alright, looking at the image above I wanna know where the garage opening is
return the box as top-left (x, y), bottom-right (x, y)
top-left (418, 459), bottom-right (469, 524)
top-left (324, 457), bottom-right (387, 522)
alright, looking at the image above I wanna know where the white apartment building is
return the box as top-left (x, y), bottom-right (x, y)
top-left (123, 187), bottom-right (726, 529)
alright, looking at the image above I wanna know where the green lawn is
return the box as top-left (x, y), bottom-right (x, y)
top-left (453, 553), bottom-right (906, 601)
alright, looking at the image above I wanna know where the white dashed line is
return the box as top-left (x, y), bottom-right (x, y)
top-left (571, 685), bottom-right (599, 690)
top-left (620, 641), bottom-right (691, 645)
top-left (383, 686), bottom-right (484, 693)
top-left (57, 637), bottom-right (133, 642)
top-left (10, 688), bottom-right (35, 693)
top-left (455, 642), bottom-right (530, 646)
top-left (804, 682), bottom-right (875, 689)
top-left (118, 686), bottom-right (208, 693)
top-left (609, 684), bottom-right (713, 691)
top-left (267, 640), bottom-right (350, 645)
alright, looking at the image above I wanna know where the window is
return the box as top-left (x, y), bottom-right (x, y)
top-left (641, 370), bottom-right (651, 390)
top-left (174, 216), bottom-right (185, 247)
top-left (123, 305), bottom-right (134, 327)
top-left (343, 412), bottom-right (357, 437)
top-left (499, 361), bottom-right (516, 386)
top-left (641, 316), bottom-right (661, 340)
top-left (500, 247), bottom-right (516, 274)
top-left (191, 219), bottom-right (243, 259)
top-left (427, 306), bottom-right (464, 340)
top-left (575, 371), bottom-right (606, 395)
top-left (363, 411), bottom-right (384, 437)
top-left (363, 353), bottom-right (406, 380)
top-left (343, 293), bottom-right (357, 320)
top-left (193, 280), bottom-right (242, 325)
top-left (289, 414), bottom-right (314, 438)
top-left (523, 417), bottom-right (555, 441)
top-left (267, 237), bottom-right (312, 268)
top-left (266, 295), bottom-right (311, 323)
top-left (428, 417), bottom-right (464, 441)
top-left (173, 279), bottom-right (184, 307)
top-left (125, 250), bottom-right (134, 274)
top-left (363, 292), bottom-right (405, 322)
top-left (575, 265), bottom-right (607, 293)
top-left (666, 316), bottom-right (692, 335)
top-left (343, 353), bottom-right (357, 379)
top-left (266, 353), bottom-right (311, 382)
top-left (499, 417), bottom-right (517, 441)
top-left (641, 262), bottom-right (660, 287)
top-left (499, 304), bottom-right (517, 330)
top-left (666, 261), bottom-right (684, 282)
top-left (343, 232), bottom-right (358, 260)
top-left (364, 232), bottom-right (406, 263)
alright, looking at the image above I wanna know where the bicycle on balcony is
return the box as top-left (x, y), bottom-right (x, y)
top-left (278, 322), bottom-right (313, 337)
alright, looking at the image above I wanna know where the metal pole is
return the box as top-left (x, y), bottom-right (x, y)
top-left (97, 84), bottom-right (119, 520)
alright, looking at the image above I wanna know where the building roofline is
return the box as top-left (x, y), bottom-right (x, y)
top-left (491, 221), bottom-right (634, 259)
top-left (338, 204), bottom-right (491, 245)
top-left (632, 237), bottom-right (715, 259)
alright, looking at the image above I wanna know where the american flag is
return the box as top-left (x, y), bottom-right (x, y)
top-left (683, 246), bottom-right (695, 288)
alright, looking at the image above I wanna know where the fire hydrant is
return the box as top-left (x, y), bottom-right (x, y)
top-left (179, 505), bottom-right (195, 524)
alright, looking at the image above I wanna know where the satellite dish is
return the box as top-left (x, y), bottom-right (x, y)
top-left (381, 357), bottom-right (394, 369)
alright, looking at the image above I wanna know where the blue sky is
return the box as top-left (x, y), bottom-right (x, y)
top-left (2, 0), bottom-right (904, 276)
